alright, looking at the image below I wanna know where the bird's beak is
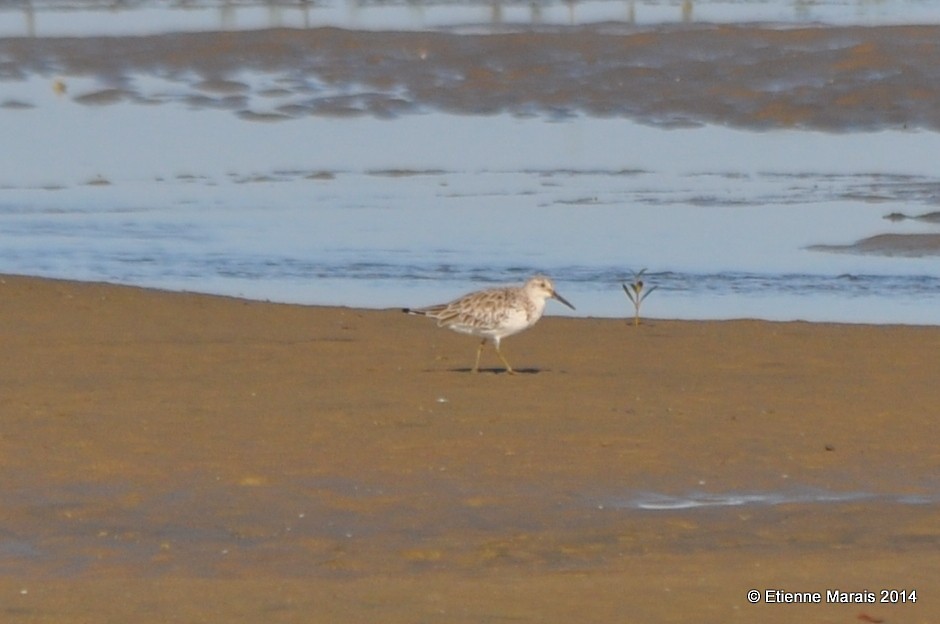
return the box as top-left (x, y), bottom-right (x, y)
top-left (552, 290), bottom-right (576, 310)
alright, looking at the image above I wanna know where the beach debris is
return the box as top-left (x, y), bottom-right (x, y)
top-left (622, 268), bottom-right (657, 326)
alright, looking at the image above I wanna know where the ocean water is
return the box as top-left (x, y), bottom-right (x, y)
top-left (2, 0), bottom-right (940, 324)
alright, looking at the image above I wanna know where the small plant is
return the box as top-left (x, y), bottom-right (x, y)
top-left (622, 268), bottom-right (657, 326)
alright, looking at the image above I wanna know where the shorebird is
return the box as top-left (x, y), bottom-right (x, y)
top-left (403, 275), bottom-right (575, 374)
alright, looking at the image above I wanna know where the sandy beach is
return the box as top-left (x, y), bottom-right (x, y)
top-left (1, 274), bottom-right (937, 622)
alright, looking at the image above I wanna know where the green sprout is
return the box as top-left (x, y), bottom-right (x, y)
top-left (622, 269), bottom-right (658, 326)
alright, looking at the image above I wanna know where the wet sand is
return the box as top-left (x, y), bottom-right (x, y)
top-left (810, 233), bottom-right (940, 256)
top-left (2, 274), bottom-right (938, 622)
top-left (4, 24), bottom-right (940, 130)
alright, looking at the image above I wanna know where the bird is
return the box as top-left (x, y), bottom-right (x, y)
top-left (403, 275), bottom-right (575, 374)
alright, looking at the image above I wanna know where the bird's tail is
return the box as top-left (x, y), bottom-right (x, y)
top-left (404, 304), bottom-right (450, 318)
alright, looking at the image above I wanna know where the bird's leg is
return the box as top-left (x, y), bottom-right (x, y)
top-left (494, 342), bottom-right (516, 375)
top-left (473, 339), bottom-right (486, 373)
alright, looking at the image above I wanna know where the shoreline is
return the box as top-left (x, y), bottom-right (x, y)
top-left (2, 273), bottom-right (938, 622)
top-left (3, 272), bottom-right (939, 328)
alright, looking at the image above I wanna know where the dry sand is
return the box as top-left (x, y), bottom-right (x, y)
top-left (1, 274), bottom-right (938, 622)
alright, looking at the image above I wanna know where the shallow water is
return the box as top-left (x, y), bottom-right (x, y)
top-left (4, 0), bottom-right (940, 38)
top-left (3, 76), bottom-right (940, 322)
top-left (2, 4), bottom-right (940, 324)
top-left (618, 489), bottom-right (938, 510)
